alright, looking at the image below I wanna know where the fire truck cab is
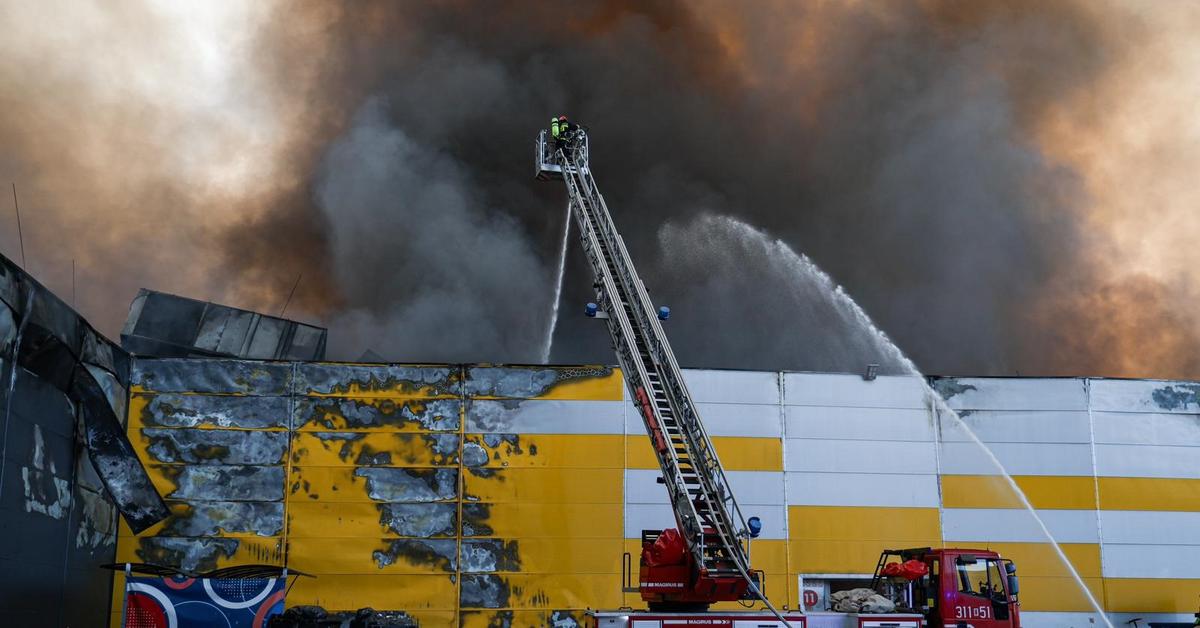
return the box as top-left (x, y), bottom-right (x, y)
top-left (870, 547), bottom-right (1020, 628)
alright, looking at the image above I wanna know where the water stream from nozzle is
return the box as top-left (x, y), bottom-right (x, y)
top-left (715, 215), bottom-right (1113, 627)
top-left (541, 202), bottom-right (572, 364)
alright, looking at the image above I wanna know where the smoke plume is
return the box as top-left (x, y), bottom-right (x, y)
top-left (2, 0), bottom-right (1198, 378)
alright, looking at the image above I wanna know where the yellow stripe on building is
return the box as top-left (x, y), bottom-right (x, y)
top-left (287, 501), bottom-right (438, 538)
top-left (1098, 477), bottom-right (1200, 511)
top-left (466, 573), bottom-right (623, 609)
top-left (288, 538), bottom-right (457, 575)
top-left (468, 433), bottom-right (624, 469)
top-left (530, 369), bottom-right (624, 400)
top-left (1103, 578), bottom-right (1200, 613)
top-left (286, 574), bottom-right (457, 611)
top-left (940, 475), bottom-right (1098, 510)
top-left (788, 506), bottom-right (941, 574)
top-left (463, 467), bottom-right (623, 503)
top-left (115, 535), bottom-right (284, 569)
top-left (626, 435), bottom-right (783, 472)
top-left (968, 542), bottom-right (1103, 612)
top-left (467, 503), bottom-right (623, 538)
top-left (292, 432), bottom-right (460, 467)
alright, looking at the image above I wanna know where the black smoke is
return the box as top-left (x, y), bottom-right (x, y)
top-left (5, 1), bottom-right (1197, 377)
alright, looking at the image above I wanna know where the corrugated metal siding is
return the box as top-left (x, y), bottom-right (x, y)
top-left (116, 362), bottom-right (1200, 626)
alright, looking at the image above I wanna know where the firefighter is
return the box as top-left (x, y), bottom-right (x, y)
top-left (555, 115), bottom-right (572, 158)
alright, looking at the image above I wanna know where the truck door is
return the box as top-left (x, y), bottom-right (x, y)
top-left (944, 555), bottom-right (1016, 628)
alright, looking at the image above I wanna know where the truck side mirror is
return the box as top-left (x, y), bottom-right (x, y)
top-left (1007, 574), bottom-right (1019, 596)
top-left (1004, 561), bottom-right (1017, 575)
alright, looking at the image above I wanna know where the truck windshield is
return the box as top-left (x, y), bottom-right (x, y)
top-left (956, 559), bottom-right (1006, 599)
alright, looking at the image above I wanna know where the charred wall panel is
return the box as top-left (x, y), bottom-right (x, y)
top-left (0, 252), bottom-right (150, 628)
top-left (117, 359), bottom-right (625, 627)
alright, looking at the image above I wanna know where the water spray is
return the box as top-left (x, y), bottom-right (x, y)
top-left (540, 202), bottom-right (572, 364)
top-left (718, 214), bottom-right (1114, 627)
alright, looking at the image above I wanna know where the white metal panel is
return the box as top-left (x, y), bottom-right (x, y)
top-left (624, 469), bottom-right (783, 505)
top-left (786, 439), bottom-right (938, 475)
top-left (938, 442), bottom-right (1094, 476)
top-left (938, 410), bottom-right (1092, 444)
top-left (465, 399), bottom-right (625, 434)
top-left (1093, 443), bottom-right (1200, 479)
top-left (1089, 378), bottom-right (1200, 414)
top-left (625, 401), bottom-right (781, 438)
top-left (934, 377), bottom-right (1087, 411)
top-left (1098, 510), bottom-right (1200, 545)
top-left (785, 406), bottom-right (933, 442)
top-left (784, 472), bottom-right (940, 508)
top-left (1019, 612), bottom-right (1118, 628)
top-left (624, 503), bottom-right (788, 540)
top-left (1101, 544), bottom-right (1200, 578)
top-left (1092, 410), bottom-right (1200, 447)
top-left (680, 368), bottom-right (781, 405)
top-left (783, 373), bottom-right (928, 409)
top-left (941, 508), bottom-right (1099, 544)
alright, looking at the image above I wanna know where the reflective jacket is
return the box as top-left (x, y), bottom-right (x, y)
top-left (551, 118), bottom-right (560, 138)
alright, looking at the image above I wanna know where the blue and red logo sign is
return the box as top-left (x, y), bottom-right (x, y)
top-left (124, 576), bottom-right (285, 628)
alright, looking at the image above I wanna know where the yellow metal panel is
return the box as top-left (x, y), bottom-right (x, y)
top-left (289, 466), bottom-right (456, 503)
top-left (286, 574), bottom-right (458, 611)
top-left (1098, 477), bottom-right (1200, 511)
top-left (530, 368), bottom-right (624, 401)
top-left (788, 506), bottom-right (941, 541)
top-left (127, 393), bottom-right (291, 431)
top-left (1103, 578), bottom-right (1200, 613)
top-left (941, 475), bottom-right (1098, 510)
top-left (142, 463), bottom-right (284, 501)
top-left (288, 501), bottom-right (453, 539)
top-left (486, 538), bottom-right (624, 573)
top-left (465, 434), bottom-right (624, 469)
top-left (1005, 576), bottom-right (1106, 612)
top-left (406, 610), bottom-right (459, 626)
top-left (463, 468), bottom-right (622, 503)
top-left (293, 397), bottom-right (459, 432)
top-left (116, 501), bottom-right (281, 539)
top-left (288, 537), bottom-right (456, 575)
top-left (301, 364), bottom-right (461, 399)
top-left (459, 573), bottom-right (622, 609)
top-left (465, 503), bottom-right (622, 538)
top-left (626, 435), bottom-right (783, 472)
top-left (116, 536), bottom-right (284, 567)
top-left (979, 542), bottom-right (1101, 578)
top-left (292, 432), bottom-right (459, 467)
top-left (110, 574), bottom-right (125, 628)
top-left (126, 393), bottom-right (151, 431)
top-left (788, 539), bottom-right (940, 574)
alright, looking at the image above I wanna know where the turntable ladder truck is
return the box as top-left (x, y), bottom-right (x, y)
top-left (534, 128), bottom-right (1025, 628)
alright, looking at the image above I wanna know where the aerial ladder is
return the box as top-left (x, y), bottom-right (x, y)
top-left (536, 127), bottom-right (801, 627)
top-left (534, 125), bottom-right (1032, 628)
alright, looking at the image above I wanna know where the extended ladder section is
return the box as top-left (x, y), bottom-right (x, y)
top-left (540, 130), bottom-right (755, 586)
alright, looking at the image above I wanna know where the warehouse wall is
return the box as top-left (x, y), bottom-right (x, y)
top-left (115, 359), bottom-right (1200, 627)
top-left (0, 253), bottom-right (130, 627)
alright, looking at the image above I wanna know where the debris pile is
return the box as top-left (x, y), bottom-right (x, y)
top-left (267, 606), bottom-right (418, 628)
top-left (829, 588), bottom-right (896, 614)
